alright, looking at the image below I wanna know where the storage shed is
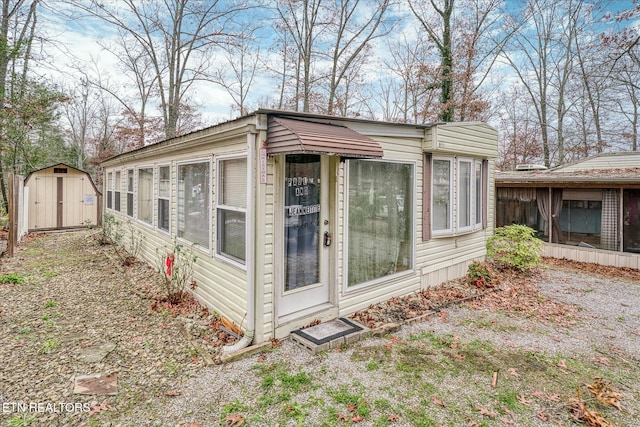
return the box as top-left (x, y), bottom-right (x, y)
top-left (25, 163), bottom-right (101, 231)
top-left (101, 110), bottom-right (497, 347)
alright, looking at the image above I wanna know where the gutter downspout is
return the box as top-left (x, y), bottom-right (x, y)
top-left (223, 132), bottom-right (257, 354)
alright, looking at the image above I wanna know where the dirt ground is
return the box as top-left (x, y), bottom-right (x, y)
top-left (1, 230), bottom-right (639, 426)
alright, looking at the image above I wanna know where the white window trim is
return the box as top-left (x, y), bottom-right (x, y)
top-left (474, 159), bottom-right (483, 228)
top-left (215, 153), bottom-right (248, 268)
top-left (126, 168), bottom-right (135, 218)
top-left (156, 164), bottom-right (171, 235)
top-left (176, 158), bottom-right (212, 253)
top-left (106, 171), bottom-right (114, 211)
top-left (431, 156), bottom-right (454, 236)
top-left (344, 158), bottom-right (416, 293)
top-left (114, 170), bottom-right (122, 213)
top-left (458, 158), bottom-right (473, 233)
top-left (136, 165), bottom-right (154, 227)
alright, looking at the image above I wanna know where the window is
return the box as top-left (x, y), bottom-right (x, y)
top-left (137, 167), bottom-right (153, 225)
top-left (127, 169), bottom-right (134, 217)
top-left (458, 159), bottom-right (472, 231)
top-left (347, 160), bottom-right (413, 287)
top-left (475, 160), bottom-right (483, 226)
top-left (217, 157), bottom-right (247, 263)
top-left (114, 171), bottom-right (121, 212)
top-left (177, 161), bottom-right (210, 249)
top-left (158, 165), bottom-right (170, 233)
top-left (106, 172), bottom-right (113, 210)
top-left (432, 158), bottom-right (452, 234)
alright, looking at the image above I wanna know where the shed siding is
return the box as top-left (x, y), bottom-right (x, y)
top-left (26, 166), bottom-right (99, 230)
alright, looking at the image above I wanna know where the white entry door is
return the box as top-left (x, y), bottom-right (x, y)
top-left (278, 154), bottom-right (331, 318)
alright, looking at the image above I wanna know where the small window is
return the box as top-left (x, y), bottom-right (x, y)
top-left (432, 158), bottom-right (452, 234)
top-left (106, 171), bottom-right (113, 210)
top-left (158, 166), bottom-right (171, 233)
top-left (177, 161), bottom-right (210, 249)
top-left (137, 167), bottom-right (153, 225)
top-left (53, 168), bottom-right (68, 174)
top-left (127, 169), bottom-right (134, 217)
top-left (458, 159), bottom-right (472, 231)
top-left (114, 171), bottom-right (121, 212)
top-left (475, 160), bottom-right (483, 227)
top-left (217, 157), bottom-right (247, 264)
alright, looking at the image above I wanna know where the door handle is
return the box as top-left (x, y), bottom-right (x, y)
top-left (323, 231), bottom-right (332, 247)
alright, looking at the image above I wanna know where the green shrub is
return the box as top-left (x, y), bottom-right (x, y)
top-left (486, 225), bottom-right (543, 271)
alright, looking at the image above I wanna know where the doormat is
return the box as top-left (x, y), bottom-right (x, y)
top-left (291, 317), bottom-right (363, 345)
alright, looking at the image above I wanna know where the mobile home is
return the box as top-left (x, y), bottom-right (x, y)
top-left (101, 110), bottom-right (497, 348)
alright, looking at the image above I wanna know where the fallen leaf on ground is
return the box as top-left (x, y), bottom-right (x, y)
top-left (586, 378), bottom-right (623, 410)
top-left (352, 415), bottom-right (364, 423)
top-left (537, 411), bottom-right (549, 421)
top-left (88, 402), bottom-right (111, 416)
top-left (546, 393), bottom-right (561, 402)
top-left (224, 413), bottom-right (245, 426)
top-left (432, 395), bottom-right (447, 407)
top-left (507, 367), bottom-right (520, 378)
top-left (165, 390), bottom-right (179, 396)
top-left (388, 414), bottom-right (399, 421)
top-left (518, 394), bottom-right (531, 406)
top-left (477, 407), bottom-right (496, 417)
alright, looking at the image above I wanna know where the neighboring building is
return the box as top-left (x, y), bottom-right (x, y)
top-left (24, 163), bottom-right (101, 231)
top-left (101, 109), bottom-right (497, 347)
top-left (496, 152), bottom-right (640, 265)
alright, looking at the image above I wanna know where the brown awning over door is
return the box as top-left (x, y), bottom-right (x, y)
top-left (267, 116), bottom-right (383, 158)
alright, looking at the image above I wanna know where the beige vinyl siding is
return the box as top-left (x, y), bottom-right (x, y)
top-left (102, 121), bottom-right (254, 328)
top-left (255, 139), bottom-right (276, 342)
top-left (424, 122), bottom-right (498, 158)
top-left (337, 134), bottom-right (425, 316)
top-left (336, 126), bottom-right (494, 317)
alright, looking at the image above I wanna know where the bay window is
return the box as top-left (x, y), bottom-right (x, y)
top-left (347, 160), bottom-right (413, 288)
top-left (432, 158), bottom-right (453, 234)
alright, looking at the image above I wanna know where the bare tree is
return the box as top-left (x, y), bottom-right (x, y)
top-left (325, 0), bottom-right (392, 115)
top-left (65, 0), bottom-right (254, 139)
top-left (214, 31), bottom-right (261, 116)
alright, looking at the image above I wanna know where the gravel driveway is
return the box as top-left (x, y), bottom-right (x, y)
top-left (1, 231), bottom-right (639, 426)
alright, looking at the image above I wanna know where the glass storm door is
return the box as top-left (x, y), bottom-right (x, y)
top-left (279, 154), bottom-right (330, 318)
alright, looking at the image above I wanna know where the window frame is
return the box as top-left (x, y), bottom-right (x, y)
top-left (114, 170), bottom-right (122, 212)
top-left (157, 164), bottom-right (171, 234)
top-left (106, 171), bottom-right (113, 210)
top-left (475, 159), bottom-right (483, 228)
top-left (344, 158), bottom-right (416, 292)
top-left (457, 158), bottom-right (473, 233)
top-left (136, 165), bottom-right (154, 226)
top-left (215, 154), bottom-right (248, 267)
top-left (176, 158), bottom-right (212, 252)
top-left (431, 156), bottom-right (454, 236)
top-left (126, 169), bottom-right (134, 217)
